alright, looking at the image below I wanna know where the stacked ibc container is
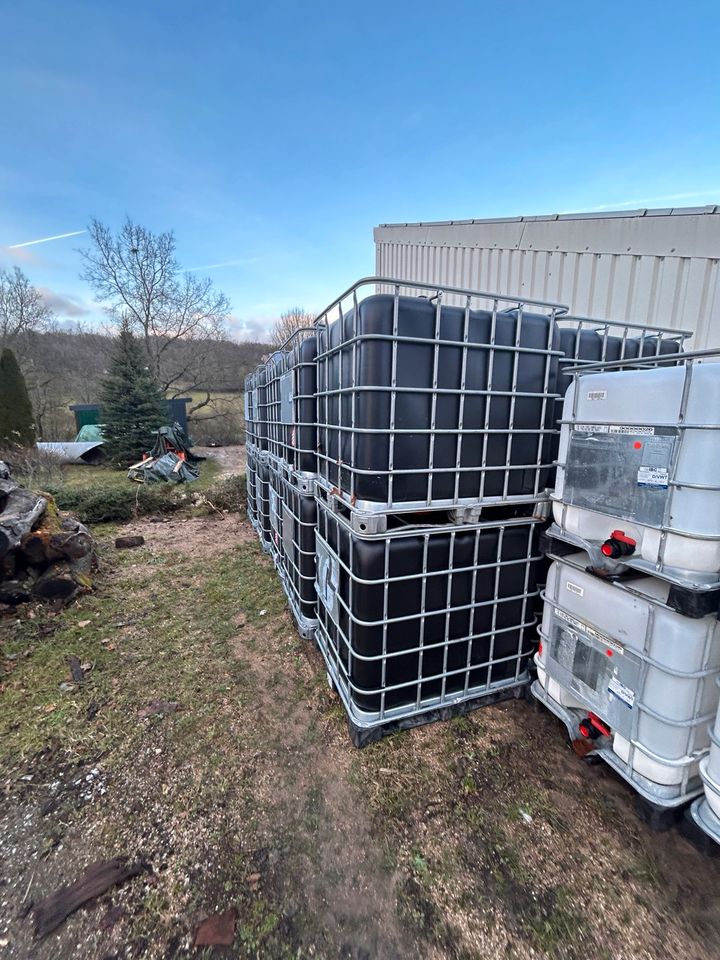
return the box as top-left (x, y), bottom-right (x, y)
top-left (532, 347), bottom-right (720, 827)
top-left (312, 278), bottom-right (567, 744)
top-left (254, 332), bottom-right (319, 638)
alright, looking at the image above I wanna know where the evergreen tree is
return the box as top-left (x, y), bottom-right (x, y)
top-left (0, 347), bottom-right (35, 447)
top-left (99, 320), bottom-right (167, 465)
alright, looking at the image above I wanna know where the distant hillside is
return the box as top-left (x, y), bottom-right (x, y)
top-left (16, 328), bottom-right (272, 442)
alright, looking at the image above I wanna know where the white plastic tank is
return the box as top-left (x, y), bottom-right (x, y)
top-left (552, 360), bottom-right (720, 588)
top-left (535, 552), bottom-right (720, 800)
top-left (696, 681), bottom-right (720, 838)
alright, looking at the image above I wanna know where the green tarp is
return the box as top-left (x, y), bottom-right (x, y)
top-left (75, 423), bottom-right (105, 442)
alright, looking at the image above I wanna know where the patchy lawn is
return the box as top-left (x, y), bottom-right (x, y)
top-left (1, 499), bottom-right (719, 959)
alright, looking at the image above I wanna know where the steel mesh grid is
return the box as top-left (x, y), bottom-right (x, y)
top-left (244, 372), bottom-right (257, 448)
top-left (252, 330), bottom-right (318, 474)
top-left (255, 454), bottom-right (274, 555)
top-left (314, 277), bottom-right (567, 514)
top-left (268, 458), bottom-right (318, 629)
top-left (246, 448), bottom-right (258, 529)
top-left (314, 494), bottom-right (542, 728)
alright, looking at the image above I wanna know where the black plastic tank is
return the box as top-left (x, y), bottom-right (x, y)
top-left (244, 372), bottom-right (256, 449)
top-left (316, 294), bottom-right (560, 508)
top-left (269, 465), bottom-right (317, 635)
top-left (246, 447), bottom-right (258, 528)
top-left (256, 456), bottom-right (273, 552)
top-left (269, 336), bottom-right (318, 474)
top-left (314, 495), bottom-right (541, 721)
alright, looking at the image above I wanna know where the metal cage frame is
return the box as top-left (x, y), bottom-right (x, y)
top-left (552, 348), bottom-right (720, 590)
top-left (314, 276), bottom-right (569, 515)
top-left (314, 495), bottom-right (544, 730)
top-left (534, 550), bottom-right (719, 807)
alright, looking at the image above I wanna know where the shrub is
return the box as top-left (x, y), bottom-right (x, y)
top-left (47, 482), bottom-right (181, 523)
top-left (202, 473), bottom-right (247, 513)
top-left (0, 348), bottom-right (35, 446)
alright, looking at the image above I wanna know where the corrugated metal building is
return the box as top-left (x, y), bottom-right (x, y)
top-left (374, 206), bottom-right (720, 347)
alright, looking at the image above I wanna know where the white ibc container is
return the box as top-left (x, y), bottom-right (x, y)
top-left (535, 552), bottom-right (720, 802)
top-left (699, 681), bottom-right (720, 821)
top-left (553, 360), bottom-right (720, 589)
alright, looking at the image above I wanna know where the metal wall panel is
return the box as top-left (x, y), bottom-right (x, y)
top-left (374, 207), bottom-right (720, 347)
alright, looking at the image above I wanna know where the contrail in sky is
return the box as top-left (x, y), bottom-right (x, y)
top-left (8, 229), bottom-right (86, 249)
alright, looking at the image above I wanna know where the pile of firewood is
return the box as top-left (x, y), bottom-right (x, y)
top-left (0, 461), bottom-right (94, 606)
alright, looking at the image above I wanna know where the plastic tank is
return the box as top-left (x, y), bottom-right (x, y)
top-left (246, 448), bottom-right (258, 531)
top-left (265, 336), bottom-right (318, 475)
top-left (244, 372), bottom-right (257, 449)
top-left (692, 680), bottom-right (720, 843)
top-left (553, 360), bottom-right (720, 589)
top-left (268, 463), bottom-right (317, 638)
top-left (316, 293), bottom-right (561, 512)
top-left (534, 551), bottom-right (720, 804)
top-left (256, 454), bottom-right (273, 554)
top-left (314, 493), bottom-right (542, 730)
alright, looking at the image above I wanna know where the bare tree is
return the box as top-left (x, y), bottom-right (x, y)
top-left (0, 267), bottom-right (53, 346)
top-left (79, 218), bottom-right (232, 411)
top-left (271, 307), bottom-right (315, 347)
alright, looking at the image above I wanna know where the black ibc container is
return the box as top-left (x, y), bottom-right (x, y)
top-left (244, 371), bottom-right (257, 449)
top-left (316, 294), bottom-right (560, 508)
top-left (269, 466), bottom-right (318, 636)
top-left (315, 496), bottom-right (541, 724)
top-left (246, 447), bottom-right (258, 528)
top-left (270, 336), bottom-right (318, 474)
top-left (256, 456), bottom-right (273, 553)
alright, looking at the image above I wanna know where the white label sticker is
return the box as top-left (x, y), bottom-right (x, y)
top-left (608, 676), bottom-right (635, 708)
top-left (573, 424), bottom-right (656, 436)
top-left (637, 466), bottom-right (669, 489)
top-left (566, 581), bottom-right (584, 597)
top-left (587, 390), bottom-right (607, 401)
top-left (554, 607), bottom-right (617, 650)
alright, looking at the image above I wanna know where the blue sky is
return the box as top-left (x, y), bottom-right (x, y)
top-left (1, 0), bottom-right (719, 340)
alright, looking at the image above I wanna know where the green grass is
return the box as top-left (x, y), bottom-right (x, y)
top-left (0, 528), bottom-right (278, 764)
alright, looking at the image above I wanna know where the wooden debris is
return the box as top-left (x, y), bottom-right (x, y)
top-left (194, 908), bottom-right (237, 947)
top-left (115, 535), bottom-right (145, 549)
top-left (34, 857), bottom-right (147, 939)
top-left (0, 468), bottom-right (93, 607)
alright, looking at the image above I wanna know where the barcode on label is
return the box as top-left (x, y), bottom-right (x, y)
top-left (566, 581), bottom-right (584, 597)
top-left (587, 390), bottom-right (607, 401)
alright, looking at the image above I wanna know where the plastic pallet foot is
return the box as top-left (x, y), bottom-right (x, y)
top-left (633, 794), bottom-right (685, 833)
top-left (678, 808), bottom-right (720, 857)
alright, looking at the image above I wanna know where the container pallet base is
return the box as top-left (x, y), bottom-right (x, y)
top-left (280, 573), bottom-right (317, 640)
top-left (540, 528), bottom-right (720, 618)
top-left (683, 799), bottom-right (720, 856)
top-left (326, 672), bottom-right (528, 749)
top-left (530, 680), bottom-right (702, 816)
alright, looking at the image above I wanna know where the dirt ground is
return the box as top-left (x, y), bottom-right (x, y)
top-left (1, 493), bottom-right (720, 959)
top-left (193, 446), bottom-right (247, 476)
